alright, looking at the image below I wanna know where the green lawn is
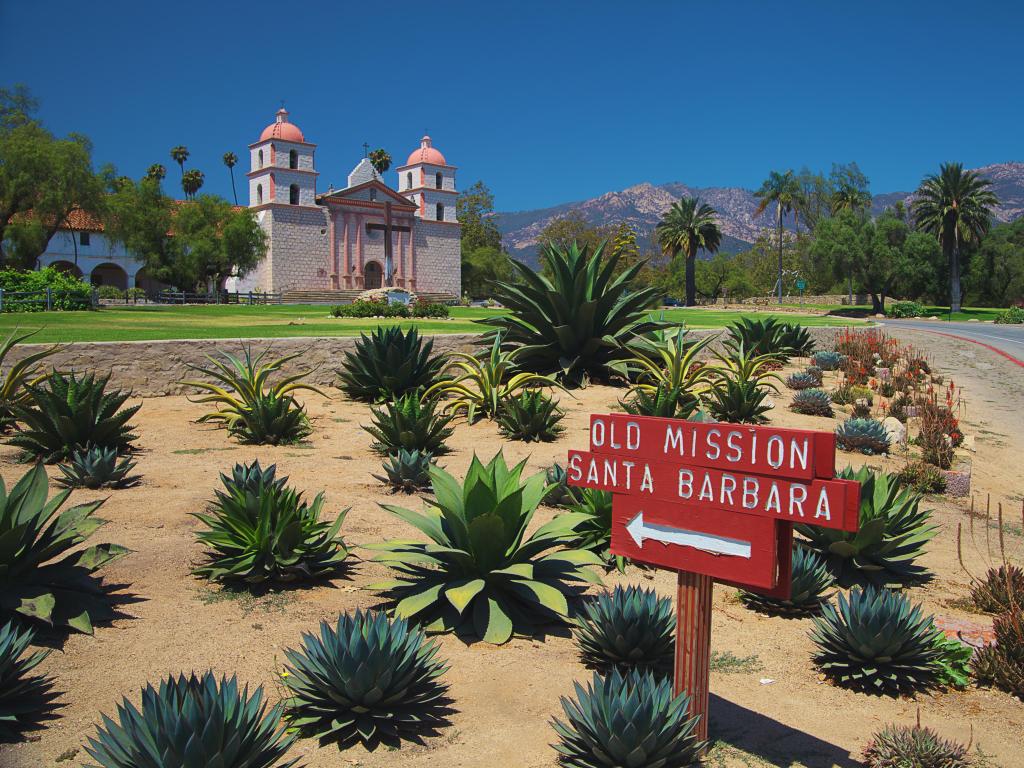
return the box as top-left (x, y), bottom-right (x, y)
top-left (778, 302), bottom-right (1006, 323)
top-left (0, 304), bottom-right (865, 344)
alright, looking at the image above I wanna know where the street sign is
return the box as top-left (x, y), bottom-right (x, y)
top-left (567, 413), bottom-right (858, 742)
top-left (796, 279), bottom-right (807, 291)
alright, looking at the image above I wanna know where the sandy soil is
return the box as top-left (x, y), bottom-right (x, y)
top-left (1, 341), bottom-right (1022, 768)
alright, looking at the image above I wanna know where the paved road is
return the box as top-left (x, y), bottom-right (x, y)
top-left (877, 319), bottom-right (1024, 364)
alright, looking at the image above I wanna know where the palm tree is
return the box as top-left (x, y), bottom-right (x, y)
top-left (912, 162), bottom-right (998, 313)
top-left (222, 152), bottom-right (239, 205)
top-left (830, 184), bottom-right (871, 215)
top-left (655, 197), bottom-right (722, 307)
top-left (181, 169), bottom-right (205, 200)
top-left (170, 145), bottom-right (189, 179)
top-left (368, 148), bottom-right (392, 177)
top-left (145, 163), bottom-right (166, 183)
top-left (754, 170), bottom-right (803, 303)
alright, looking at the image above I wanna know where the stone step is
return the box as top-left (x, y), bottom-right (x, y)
top-left (280, 289), bottom-right (459, 306)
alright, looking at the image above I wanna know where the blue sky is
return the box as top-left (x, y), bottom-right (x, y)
top-left (1, 1), bottom-right (1021, 211)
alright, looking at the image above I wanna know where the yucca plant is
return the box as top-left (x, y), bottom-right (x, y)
top-left (704, 341), bottom-right (783, 424)
top-left (544, 463), bottom-right (581, 508)
top-left (810, 585), bottom-right (944, 695)
top-left (483, 240), bottom-right (666, 387)
top-left (0, 328), bottom-right (59, 433)
top-left (363, 392), bottom-right (454, 455)
top-left (972, 606), bottom-right (1024, 698)
top-left (836, 417), bottom-right (891, 454)
top-left (740, 545), bottom-right (835, 617)
top-left (55, 445), bottom-right (140, 489)
top-left (797, 466), bottom-right (936, 588)
top-left (373, 449), bottom-right (436, 494)
top-left (8, 371), bottom-right (139, 462)
top-left (193, 461), bottom-right (349, 585)
top-left (971, 565), bottom-right (1024, 613)
top-left (567, 487), bottom-right (626, 572)
top-left (367, 452), bottom-right (603, 644)
top-left (790, 388), bottom-right (833, 417)
top-left (84, 671), bottom-right (298, 768)
top-left (282, 610), bottom-right (450, 749)
top-left (0, 621), bottom-right (58, 742)
top-left (497, 389), bottom-right (565, 442)
top-left (862, 716), bottom-right (971, 768)
top-left (812, 350), bottom-right (844, 371)
top-left (425, 335), bottom-right (558, 422)
top-left (0, 463), bottom-right (127, 633)
top-left (785, 371), bottom-right (818, 390)
top-left (336, 326), bottom-right (446, 402)
top-left (551, 669), bottom-right (705, 768)
top-left (182, 346), bottom-right (326, 445)
top-left (779, 322), bottom-right (816, 357)
top-left (573, 586), bottom-right (674, 674)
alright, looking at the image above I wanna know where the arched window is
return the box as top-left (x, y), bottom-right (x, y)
top-left (258, 149), bottom-right (264, 168)
top-left (257, 184), bottom-right (263, 204)
top-left (406, 171), bottom-right (413, 189)
top-left (435, 172), bottom-right (442, 189)
top-left (289, 149), bottom-right (298, 169)
top-left (436, 202), bottom-right (444, 221)
top-left (289, 184), bottom-right (300, 205)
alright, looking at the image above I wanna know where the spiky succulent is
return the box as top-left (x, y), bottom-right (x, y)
top-left (972, 606), bottom-right (1024, 697)
top-left (0, 329), bottom-right (59, 433)
top-left (222, 459), bottom-right (289, 496)
top-left (740, 546), bottom-right (835, 617)
top-left (573, 586), bottom-right (674, 674)
top-left (797, 466), bottom-right (936, 588)
top-left (813, 350), bottom-right (844, 371)
top-left (704, 342), bottom-right (782, 424)
top-left (363, 392), bottom-right (454, 455)
top-left (0, 621), bottom-right (58, 742)
top-left (55, 445), bottom-right (140, 489)
top-left (551, 669), bottom-right (705, 768)
top-left (620, 382), bottom-right (698, 418)
top-left (785, 371), bottom-right (819, 390)
top-left (192, 461), bottom-right (349, 584)
top-left (862, 720), bottom-right (971, 768)
top-left (970, 565), bottom-right (1024, 614)
top-left (0, 463), bottom-right (127, 633)
top-left (543, 463), bottom-right (581, 508)
top-left (779, 322), bottom-right (816, 357)
top-left (282, 610), bottom-right (450, 749)
top-left (790, 388), bottom-right (833, 417)
top-left (373, 450), bottom-right (435, 494)
top-left (337, 326), bottom-right (446, 402)
top-left (567, 488), bottom-right (625, 572)
top-left (728, 317), bottom-right (806, 359)
top-left (804, 365), bottom-right (824, 384)
top-left (367, 452), bottom-right (603, 644)
top-left (836, 418), bottom-right (890, 454)
top-left (84, 671), bottom-right (298, 768)
top-left (8, 370), bottom-right (139, 462)
top-left (810, 585), bottom-right (944, 695)
top-left (497, 389), bottom-right (565, 442)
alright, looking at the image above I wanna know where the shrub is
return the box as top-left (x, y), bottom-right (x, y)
top-left (337, 326), bottom-right (446, 402)
top-left (484, 240), bottom-right (665, 387)
top-left (497, 389), bottom-right (565, 442)
top-left (363, 392), bottom-right (454, 455)
top-left (373, 449), bottom-right (435, 494)
top-left (330, 299), bottom-right (409, 318)
top-left (567, 487), bottom-right (623, 572)
top-left (0, 266), bottom-right (92, 312)
top-left (193, 461), bottom-right (349, 585)
top-left (785, 371), bottom-right (818, 390)
top-left (0, 329), bottom-right (59, 432)
top-left (797, 466), bottom-right (936, 588)
top-left (55, 445), bottom-right (140, 489)
top-left (183, 346), bottom-right (324, 445)
top-left (790, 388), bottom-right (833, 417)
top-left (96, 285), bottom-right (125, 301)
top-left (573, 586), bottom-right (674, 674)
top-left (740, 546), bottom-right (834, 617)
top-left (830, 382), bottom-right (873, 405)
top-left (887, 300), bottom-right (926, 318)
top-left (368, 453), bottom-right (603, 643)
top-left (9, 370), bottom-right (139, 462)
top-left (543, 462), bottom-right (581, 508)
top-left (862, 717), bottom-right (971, 768)
top-left (895, 461), bottom-right (947, 494)
top-left (412, 301), bottom-right (450, 318)
top-left (972, 606), bottom-right (1024, 697)
top-left (0, 621), bottom-right (57, 741)
top-left (282, 610), bottom-right (450, 749)
top-left (970, 565), bottom-right (1024, 614)
top-left (812, 350), bottom-right (844, 371)
top-left (994, 306), bottom-right (1024, 324)
top-left (917, 395), bottom-right (960, 469)
top-left (550, 669), bottom-right (705, 768)
top-left (0, 463), bottom-right (128, 633)
top-left (84, 671), bottom-right (298, 768)
top-left (810, 585), bottom-right (944, 695)
top-left (836, 417), bottom-right (890, 454)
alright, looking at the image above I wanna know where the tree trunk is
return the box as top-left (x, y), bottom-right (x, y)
top-left (871, 293), bottom-right (884, 314)
top-left (776, 203), bottom-right (784, 304)
top-left (685, 250), bottom-right (696, 307)
top-left (229, 168), bottom-right (238, 206)
top-left (949, 230), bottom-right (962, 314)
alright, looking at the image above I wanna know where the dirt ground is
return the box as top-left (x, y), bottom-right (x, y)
top-left (1, 330), bottom-right (1022, 768)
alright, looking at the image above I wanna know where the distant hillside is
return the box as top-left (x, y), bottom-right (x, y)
top-left (495, 162), bottom-right (1024, 269)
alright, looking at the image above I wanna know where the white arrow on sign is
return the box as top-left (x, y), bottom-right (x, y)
top-left (625, 511), bottom-right (752, 559)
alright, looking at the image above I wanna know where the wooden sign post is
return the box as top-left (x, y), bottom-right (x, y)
top-left (567, 414), bottom-right (859, 740)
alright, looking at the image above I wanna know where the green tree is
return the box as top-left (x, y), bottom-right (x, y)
top-left (695, 253), bottom-right (754, 302)
top-left (537, 211), bottom-right (614, 254)
top-left (172, 195), bottom-right (266, 290)
top-left (963, 218), bottom-right (1024, 307)
top-left (182, 168), bottom-right (205, 200)
top-left (829, 162), bottom-right (872, 215)
top-left (170, 145), bottom-right (189, 179)
top-left (912, 162), bottom-right (998, 312)
top-left (145, 163), bottom-right (167, 183)
top-left (754, 169), bottom-right (804, 303)
top-left (462, 245), bottom-right (512, 299)
top-left (457, 181), bottom-right (502, 251)
top-left (368, 148), bottom-right (392, 176)
top-left (655, 197), bottom-right (722, 307)
top-left (104, 177), bottom-right (178, 278)
top-left (222, 152), bottom-right (238, 204)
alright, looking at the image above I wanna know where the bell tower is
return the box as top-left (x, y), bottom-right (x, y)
top-left (397, 135), bottom-right (458, 223)
top-left (247, 108), bottom-right (318, 207)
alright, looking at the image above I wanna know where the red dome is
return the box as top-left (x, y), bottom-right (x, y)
top-left (406, 135), bottom-right (446, 166)
top-left (259, 108), bottom-right (305, 142)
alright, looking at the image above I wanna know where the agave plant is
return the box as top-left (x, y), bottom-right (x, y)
top-left (337, 326), bottom-right (446, 402)
top-left (425, 335), bottom-right (558, 422)
top-left (790, 388), bottom-right (833, 417)
top-left (804, 365), bottom-right (824, 384)
top-left (282, 610), bottom-right (450, 749)
top-left (0, 621), bottom-right (58, 742)
top-left (484, 240), bottom-right (666, 387)
top-left (574, 586), bottom-right (674, 674)
top-left (797, 466), bottom-right (936, 588)
top-left (862, 717), bottom-right (971, 768)
top-left (623, 327), bottom-right (716, 397)
top-left (972, 606), bottom-right (1024, 697)
top-left (55, 445), bottom-right (140, 489)
top-left (779, 322), bottom-right (815, 357)
top-left (703, 341), bottom-right (783, 424)
top-left (0, 464), bottom-right (127, 633)
top-left (620, 381), bottom-right (697, 418)
top-left (740, 546), bottom-right (834, 617)
top-left (367, 452), bottom-right (603, 644)
top-left (543, 463), bottom-right (581, 508)
top-left (970, 564), bottom-right (1024, 613)
top-left (373, 449), bottom-right (436, 494)
top-left (785, 371), bottom-right (818, 390)
top-left (182, 346), bottom-right (326, 445)
top-left (363, 392), bottom-right (454, 455)
top-left (497, 389), bottom-right (565, 442)
top-left (567, 487), bottom-right (625, 572)
top-left (836, 418), bottom-right (891, 454)
top-left (0, 328), bottom-right (59, 433)
top-left (193, 461), bottom-right (349, 584)
top-left (728, 317), bottom-right (796, 359)
top-left (811, 586), bottom-right (945, 695)
top-left (8, 371), bottom-right (139, 462)
top-left (813, 350), bottom-right (844, 371)
top-left (551, 668), bottom-right (705, 768)
top-left (84, 671), bottom-right (298, 768)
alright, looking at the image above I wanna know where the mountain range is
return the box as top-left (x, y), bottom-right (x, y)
top-left (494, 162), bottom-right (1024, 268)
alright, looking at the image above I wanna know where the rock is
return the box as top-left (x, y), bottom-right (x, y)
top-left (882, 416), bottom-right (906, 445)
top-left (962, 434), bottom-right (976, 452)
top-left (873, 313), bottom-right (886, 319)
top-left (928, 315), bottom-right (940, 320)
top-left (969, 318), bottom-right (980, 322)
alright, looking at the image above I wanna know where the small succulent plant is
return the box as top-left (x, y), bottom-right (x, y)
top-left (573, 586), bottom-right (674, 674)
top-left (497, 389), bottom-right (565, 442)
top-left (363, 392), bottom-right (454, 456)
top-left (740, 546), bottom-right (835, 616)
top-left (972, 606), bottom-right (1024, 697)
top-left (0, 621), bottom-right (57, 742)
top-left (835, 417), bottom-right (890, 454)
top-left (621, 382), bottom-right (699, 419)
top-left (813, 350), bottom-right (844, 371)
top-left (785, 371), bottom-right (818, 390)
top-left (790, 388), bottom-right (833, 417)
top-left (804, 365), bottom-right (824, 384)
top-left (55, 445), bottom-right (140, 489)
top-left (970, 565), bottom-right (1024, 614)
top-left (372, 449), bottom-right (435, 494)
top-left (544, 462), bottom-right (581, 508)
top-left (862, 716), bottom-right (971, 768)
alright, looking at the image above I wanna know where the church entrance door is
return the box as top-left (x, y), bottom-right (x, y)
top-left (364, 261), bottom-right (383, 289)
